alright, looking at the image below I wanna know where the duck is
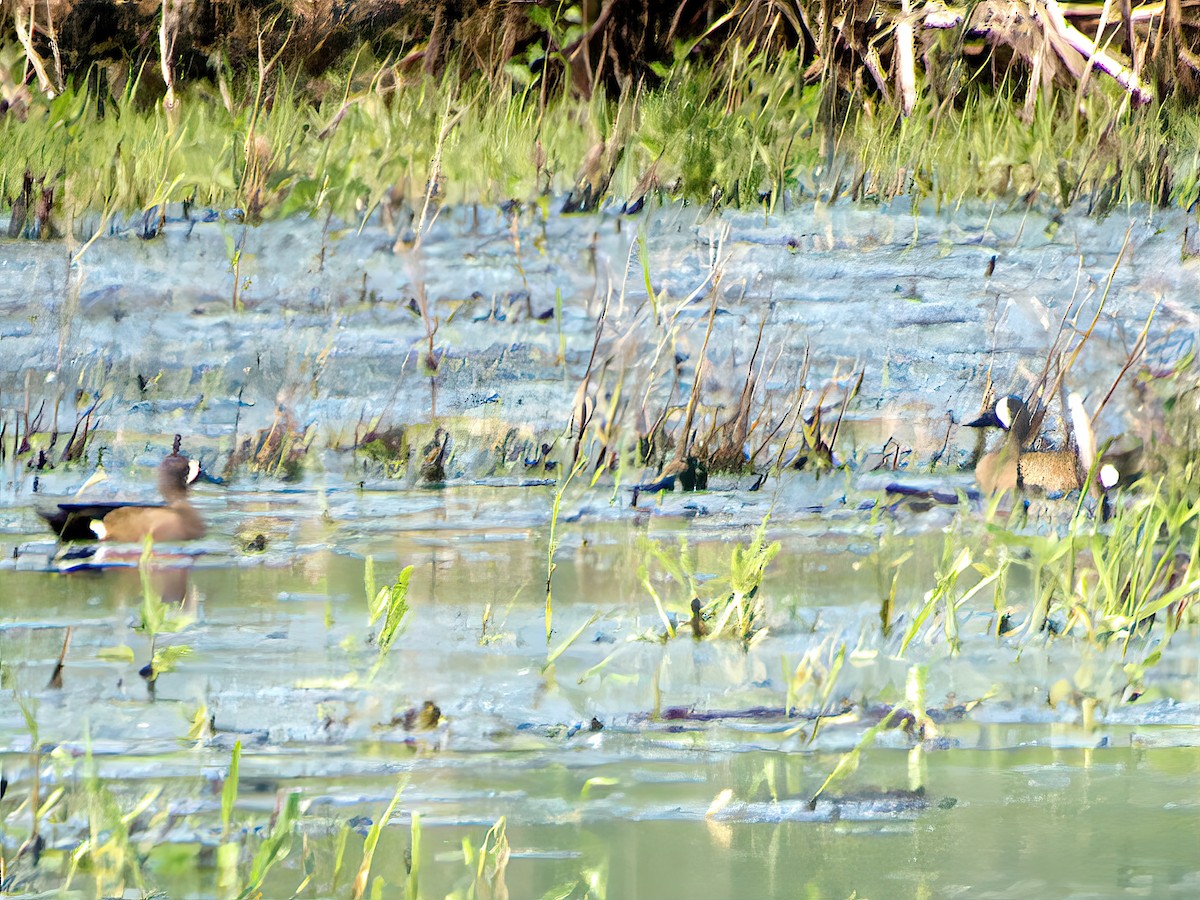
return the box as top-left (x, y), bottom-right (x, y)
top-left (966, 394), bottom-right (1118, 496)
top-left (885, 394), bottom-right (1121, 509)
top-left (965, 395), bottom-right (1032, 493)
top-left (40, 449), bottom-right (206, 542)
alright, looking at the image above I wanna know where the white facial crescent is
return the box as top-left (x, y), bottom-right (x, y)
top-left (996, 397), bottom-right (1017, 430)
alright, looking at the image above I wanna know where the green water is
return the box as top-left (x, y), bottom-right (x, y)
top-left (2, 486), bottom-right (1198, 898)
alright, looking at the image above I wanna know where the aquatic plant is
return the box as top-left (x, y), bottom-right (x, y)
top-left (447, 816), bottom-right (511, 900)
top-left (226, 403), bottom-right (313, 480)
top-left (363, 554), bottom-right (377, 610)
top-left (808, 663), bottom-right (933, 809)
top-left (639, 516), bottom-right (781, 644)
top-left (705, 517), bottom-right (782, 643)
top-left (224, 224), bottom-right (251, 311)
top-left (899, 534), bottom-right (1007, 657)
top-left (238, 790), bottom-right (301, 900)
top-left (783, 639), bottom-right (847, 742)
top-left (352, 779), bottom-right (406, 900)
top-left (2, 697), bottom-right (54, 890)
top-left (216, 740), bottom-right (242, 894)
top-left (61, 736), bottom-right (161, 896)
top-left (133, 536), bottom-right (195, 690)
top-left (407, 810), bottom-right (423, 900)
top-left (0, 371), bottom-right (108, 469)
top-left (545, 450), bottom-right (590, 644)
top-left (807, 706), bottom-right (902, 810)
top-left (1062, 480), bottom-right (1200, 643)
top-left (637, 534), bottom-right (699, 640)
top-left (368, 565), bottom-right (414, 680)
top-left (544, 610), bottom-right (601, 675)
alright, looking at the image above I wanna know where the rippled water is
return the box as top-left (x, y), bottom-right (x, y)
top-left (3, 477), bottom-right (1198, 898)
top-left (2, 199), bottom-right (1199, 897)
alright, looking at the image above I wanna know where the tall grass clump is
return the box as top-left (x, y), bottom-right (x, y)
top-left (640, 516), bottom-right (780, 644)
top-left (898, 367), bottom-right (1200, 677)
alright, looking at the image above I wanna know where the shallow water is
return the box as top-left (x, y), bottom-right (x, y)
top-left (35, 745), bottom-right (1200, 898)
top-left (3, 479), bottom-right (1199, 897)
top-left (2, 200), bottom-right (1199, 897)
top-left (1, 197), bottom-right (1196, 471)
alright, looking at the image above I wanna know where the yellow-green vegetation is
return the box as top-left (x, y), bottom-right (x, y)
top-left (135, 535), bottom-right (195, 686)
top-left (889, 370), bottom-right (1200, 703)
top-left (4, 2), bottom-right (1200, 227)
top-left (0, 50), bottom-right (1193, 226)
top-left (640, 515), bottom-right (781, 644)
top-left (367, 562), bottom-right (414, 680)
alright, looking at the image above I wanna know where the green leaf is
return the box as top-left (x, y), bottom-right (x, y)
top-left (238, 790), bottom-right (300, 899)
top-left (97, 645), bottom-right (136, 662)
top-left (151, 644), bottom-right (193, 675)
top-left (221, 740), bottom-right (241, 837)
top-left (353, 779), bottom-right (406, 900)
top-left (581, 776), bottom-right (619, 798)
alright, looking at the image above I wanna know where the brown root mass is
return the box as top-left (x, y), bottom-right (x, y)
top-left (9, 1), bottom-right (1200, 110)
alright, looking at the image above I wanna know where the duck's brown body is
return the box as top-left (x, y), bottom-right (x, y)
top-left (91, 500), bottom-right (206, 542)
top-left (973, 435), bottom-right (1020, 494)
top-left (40, 453), bottom-right (205, 542)
top-left (1017, 449), bottom-right (1082, 494)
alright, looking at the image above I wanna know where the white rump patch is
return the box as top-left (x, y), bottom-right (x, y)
top-left (187, 458), bottom-right (201, 484)
top-left (1099, 464), bottom-right (1120, 489)
top-left (91, 520), bottom-right (108, 539)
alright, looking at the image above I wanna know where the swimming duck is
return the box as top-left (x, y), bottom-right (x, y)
top-left (966, 394), bottom-right (1102, 495)
top-left (886, 394), bottom-right (1120, 508)
top-left (40, 451), bottom-right (206, 542)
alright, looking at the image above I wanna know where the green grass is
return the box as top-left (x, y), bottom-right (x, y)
top-left (853, 84), bottom-right (1188, 212)
top-left (367, 565), bottom-right (414, 681)
top-left (639, 515), bottom-right (780, 644)
top-left (3, 44), bottom-right (1198, 231)
top-left (885, 390), bottom-right (1200, 712)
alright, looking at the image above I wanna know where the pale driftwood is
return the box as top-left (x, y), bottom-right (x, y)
top-left (897, 0), bottom-right (918, 115)
top-left (13, 5), bottom-right (57, 97)
top-left (1059, 1), bottom-right (1165, 23)
top-left (863, 44), bottom-right (892, 103)
top-left (919, 0), bottom-right (1154, 104)
top-left (1036, 0), bottom-right (1153, 103)
top-left (926, 0), bottom-right (1171, 26)
top-left (160, 0), bottom-right (182, 111)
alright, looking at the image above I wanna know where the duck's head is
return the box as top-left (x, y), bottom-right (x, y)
top-left (159, 452), bottom-right (201, 497)
top-left (966, 395), bottom-right (1031, 440)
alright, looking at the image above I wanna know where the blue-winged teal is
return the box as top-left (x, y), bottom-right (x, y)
top-left (40, 452), bottom-right (206, 542)
top-left (966, 395), bottom-right (1092, 494)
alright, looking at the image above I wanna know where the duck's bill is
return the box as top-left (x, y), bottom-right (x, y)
top-left (965, 410), bottom-right (1003, 428)
top-left (190, 461), bottom-right (225, 484)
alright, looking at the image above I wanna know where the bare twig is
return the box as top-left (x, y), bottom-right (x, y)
top-left (13, 3), bottom-right (56, 96)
